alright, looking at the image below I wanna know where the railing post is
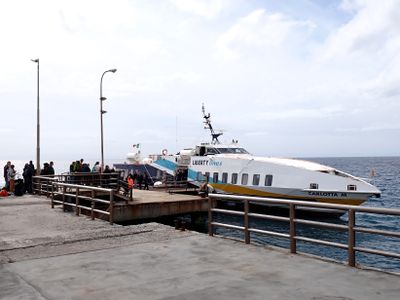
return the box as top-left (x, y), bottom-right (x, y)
top-left (348, 209), bottom-right (356, 267)
top-left (109, 190), bottom-right (114, 225)
top-left (289, 203), bottom-right (297, 254)
top-left (91, 190), bottom-right (95, 220)
top-left (51, 183), bottom-right (55, 208)
top-left (46, 178), bottom-right (50, 197)
top-left (75, 187), bottom-right (80, 216)
top-left (208, 196), bottom-right (213, 236)
top-left (62, 185), bottom-right (66, 211)
top-left (244, 199), bottom-right (250, 244)
top-left (38, 177), bottom-right (42, 195)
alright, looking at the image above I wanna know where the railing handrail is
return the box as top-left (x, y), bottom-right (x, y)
top-left (63, 172), bottom-right (120, 176)
top-left (53, 182), bottom-right (113, 193)
top-left (210, 194), bottom-right (400, 216)
top-left (50, 181), bottom-right (115, 224)
top-left (33, 175), bottom-right (59, 180)
top-left (208, 193), bottom-right (400, 272)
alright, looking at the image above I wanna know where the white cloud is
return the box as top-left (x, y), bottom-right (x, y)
top-left (320, 0), bottom-right (400, 60)
top-left (216, 9), bottom-right (314, 60)
top-left (170, 0), bottom-right (227, 18)
top-left (252, 106), bottom-right (345, 122)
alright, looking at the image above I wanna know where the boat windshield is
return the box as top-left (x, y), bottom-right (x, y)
top-left (216, 148), bottom-right (249, 154)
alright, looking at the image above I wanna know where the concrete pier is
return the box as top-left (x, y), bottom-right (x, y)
top-left (1, 195), bottom-right (399, 300)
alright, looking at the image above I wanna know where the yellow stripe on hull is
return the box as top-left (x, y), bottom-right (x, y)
top-left (210, 184), bottom-right (365, 206)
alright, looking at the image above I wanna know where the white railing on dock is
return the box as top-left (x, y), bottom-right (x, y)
top-left (208, 194), bottom-right (400, 271)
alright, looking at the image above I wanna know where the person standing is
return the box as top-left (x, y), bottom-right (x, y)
top-left (137, 172), bottom-right (144, 190)
top-left (23, 163), bottom-right (34, 194)
top-left (40, 163), bottom-right (50, 175)
top-left (143, 173), bottom-right (150, 190)
top-left (8, 165), bottom-right (16, 193)
top-left (127, 174), bottom-right (134, 200)
top-left (92, 161), bottom-right (100, 172)
top-left (29, 160), bottom-right (35, 175)
top-left (48, 161), bottom-right (55, 176)
top-left (3, 161), bottom-right (11, 190)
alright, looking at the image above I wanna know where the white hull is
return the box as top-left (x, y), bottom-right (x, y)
top-left (152, 152), bottom-right (380, 206)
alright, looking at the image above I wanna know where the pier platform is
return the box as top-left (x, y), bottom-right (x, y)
top-left (1, 195), bottom-right (399, 300)
top-left (113, 189), bottom-right (208, 222)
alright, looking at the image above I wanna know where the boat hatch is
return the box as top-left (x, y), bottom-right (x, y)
top-left (319, 169), bottom-right (351, 178)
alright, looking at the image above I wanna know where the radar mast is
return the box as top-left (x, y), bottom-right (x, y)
top-left (202, 103), bottom-right (223, 144)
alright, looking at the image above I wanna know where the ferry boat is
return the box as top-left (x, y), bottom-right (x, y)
top-left (148, 105), bottom-right (381, 207)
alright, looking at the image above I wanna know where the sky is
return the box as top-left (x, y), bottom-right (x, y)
top-left (0, 0), bottom-right (399, 165)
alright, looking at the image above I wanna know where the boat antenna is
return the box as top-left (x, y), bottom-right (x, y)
top-left (202, 103), bottom-right (222, 144)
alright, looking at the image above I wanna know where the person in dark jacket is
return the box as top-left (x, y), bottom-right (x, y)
top-left (29, 160), bottom-right (36, 175)
top-left (48, 161), bottom-right (55, 175)
top-left (82, 163), bottom-right (91, 172)
top-left (143, 173), bottom-right (150, 190)
top-left (137, 172), bottom-right (144, 190)
top-left (3, 161), bottom-right (11, 190)
top-left (40, 163), bottom-right (50, 175)
top-left (23, 163), bottom-right (34, 194)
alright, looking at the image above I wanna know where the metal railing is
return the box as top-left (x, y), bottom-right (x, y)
top-left (208, 194), bottom-right (400, 270)
top-left (33, 173), bottom-right (120, 195)
top-left (50, 182), bottom-right (115, 224)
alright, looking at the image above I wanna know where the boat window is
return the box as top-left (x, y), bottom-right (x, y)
top-left (199, 146), bottom-right (206, 156)
top-left (222, 172), bottom-right (228, 184)
top-left (217, 148), bottom-right (249, 154)
top-left (213, 172), bottom-right (219, 183)
top-left (231, 173), bottom-right (238, 184)
top-left (347, 184), bottom-right (357, 191)
top-left (265, 175), bottom-right (273, 186)
top-left (205, 172), bottom-right (210, 182)
top-left (241, 173), bottom-right (248, 185)
top-left (252, 174), bottom-right (260, 186)
top-left (205, 147), bottom-right (219, 155)
top-left (309, 183), bottom-right (318, 189)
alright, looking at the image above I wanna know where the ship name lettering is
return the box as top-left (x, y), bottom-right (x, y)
top-left (308, 191), bottom-right (338, 197)
top-left (192, 160), bottom-right (209, 166)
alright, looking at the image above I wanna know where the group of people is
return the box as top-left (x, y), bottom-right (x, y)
top-left (126, 170), bottom-right (150, 190)
top-left (69, 159), bottom-right (115, 173)
top-left (2, 160), bottom-right (36, 195)
top-left (40, 161), bottom-right (55, 176)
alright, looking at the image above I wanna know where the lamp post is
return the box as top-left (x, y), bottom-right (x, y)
top-left (100, 68), bottom-right (117, 171)
top-left (31, 58), bottom-right (40, 175)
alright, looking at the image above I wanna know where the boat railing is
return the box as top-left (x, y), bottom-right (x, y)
top-left (208, 194), bottom-right (400, 271)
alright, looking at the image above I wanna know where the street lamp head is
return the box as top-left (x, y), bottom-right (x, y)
top-left (31, 58), bottom-right (39, 63)
top-left (109, 68), bottom-right (117, 73)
